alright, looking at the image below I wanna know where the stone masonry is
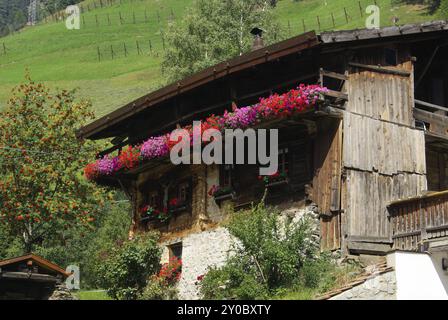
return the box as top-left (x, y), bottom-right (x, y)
top-left (329, 271), bottom-right (397, 300)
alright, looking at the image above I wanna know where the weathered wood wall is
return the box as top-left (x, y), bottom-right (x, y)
top-left (312, 119), bottom-right (343, 250)
top-left (341, 46), bottom-right (428, 252)
top-left (389, 191), bottom-right (448, 251)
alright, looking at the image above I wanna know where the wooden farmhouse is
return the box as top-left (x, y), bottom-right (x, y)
top-left (78, 21), bottom-right (448, 299)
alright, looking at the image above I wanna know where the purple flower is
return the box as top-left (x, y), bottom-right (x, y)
top-left (141, 136), bottom-right (169, 160)
top-left (97, 156), bottom-right (120, 175)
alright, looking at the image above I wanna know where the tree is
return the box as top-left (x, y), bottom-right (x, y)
top-left (162, 0), bottom-right (284, 83)
top-left (0, 76), bottom-right (106, 253)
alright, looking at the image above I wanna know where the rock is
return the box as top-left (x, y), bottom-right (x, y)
top-left (48, 284), bottom-right (78, 300)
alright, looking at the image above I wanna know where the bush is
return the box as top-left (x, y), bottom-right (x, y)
top-left (199, 202), bottom-right (327, 300)
top-left (96, 232), bottom-right (162, 300)
top-left (199, 256), bottom-right (269, 300)
top-left (138, 276), bottom-right (179, 300)
top-left (226, 203), bottom-right (318, 289)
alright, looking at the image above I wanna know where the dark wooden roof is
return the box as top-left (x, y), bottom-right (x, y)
top-left (77, 31), bottom-right (320, 140)
top-left (0, 253), bottom-right (70, 278)
top-left (77, 20), bottom-right (448, 141)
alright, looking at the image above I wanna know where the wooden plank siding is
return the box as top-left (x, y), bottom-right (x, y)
top-left (345, 171), bottom-right (427, 242)
top-left (312, 119), bottom-right (343, 251)
top-left (341, 46), bottom-right (428, 252)
top-left (389, 191), bottom-right (448, 251)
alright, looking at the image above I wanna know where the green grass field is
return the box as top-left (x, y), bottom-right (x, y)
top-left (75, 289), bottom-right (112, 300)
top-left (0, 0), bottom-right (443, 118)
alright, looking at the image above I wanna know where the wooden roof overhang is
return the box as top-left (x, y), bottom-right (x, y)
top-left (0, 254), bottom-right (70, 281)
top-left (77, 21), bottom-right (448, 159)
top-left (77, 31), bottom-right (321, 142)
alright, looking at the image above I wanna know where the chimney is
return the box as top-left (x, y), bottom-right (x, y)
top-left (251, 27), bottom-right (264, 51)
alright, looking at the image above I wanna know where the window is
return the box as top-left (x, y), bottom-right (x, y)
top-left (279, 147), bottom-right (289, 174)
top-left (178, 182), bottom-right (190, 203)
top-left (221, 164), bottom-right (234, 187)
top-left (384, 48), bottom-right (397, 66)
top-left (168, 242), bottom-right (182, 260)
top-left (148, 191), bottom-right (159, 208)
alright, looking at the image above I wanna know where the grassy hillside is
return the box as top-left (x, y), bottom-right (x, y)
top-left (0, 0), bottom-right (443, 118)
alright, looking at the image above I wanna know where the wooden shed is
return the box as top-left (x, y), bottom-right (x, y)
top-left (0, 254), bottom-right (70, 300)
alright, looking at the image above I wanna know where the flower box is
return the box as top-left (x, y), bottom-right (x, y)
top-left (140, 205), bottom-right (171, 223)
top-left (259, 171), bottom-right (289, 187)
top-left (208, 186), bottom-right (235, 202)
top-left (265, 179), bottom-right (289, 188)
top-left (169, 204), bottom-right (190, 214)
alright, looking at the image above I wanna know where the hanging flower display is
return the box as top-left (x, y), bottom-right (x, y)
top-left (258, 170), bottom-right (289, 185)
top-left (84, 84), bottom-right (328, 181)
top-left (140, 205), bottom-right (171, 223)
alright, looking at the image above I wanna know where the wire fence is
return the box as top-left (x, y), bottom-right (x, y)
top-left (281, 0), bottom-right (380, 36)
top-left (2, 0), bottom-right (386, 62)
top-left (96, 38), bottom-right (162, 61)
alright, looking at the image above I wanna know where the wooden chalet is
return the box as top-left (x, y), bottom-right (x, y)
top-left (78, 20), bottom-right (448, 298)
top-left (0, 254), bottom-right (70, 300)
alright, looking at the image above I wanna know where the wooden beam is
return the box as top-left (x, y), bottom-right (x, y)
top-left (319, 68), bottom-right (349, 81)
top-left (347, 241), bottom-right (392, 255)
top-left (324, 90), bottom-right (348, 101)
top-left (414, 108), bottom-right (448, 138)
top-left (0, 272), bottom-right (60, 283)
top-left (349, 62), bottom-right (411, 77)
top-left (415, 99), bottom-right (448, 113)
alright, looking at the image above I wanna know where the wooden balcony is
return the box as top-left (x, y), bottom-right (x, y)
top-left (388, 190), bottom-right (448, 251)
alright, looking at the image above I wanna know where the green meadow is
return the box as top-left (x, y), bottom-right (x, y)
top-left (0, 0), bottom-right (443, 118)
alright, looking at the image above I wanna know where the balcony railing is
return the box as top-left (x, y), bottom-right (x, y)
top-left (388, 190), bottom-right (448, 251)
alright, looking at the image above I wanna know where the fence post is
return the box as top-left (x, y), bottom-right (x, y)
top-left (111, 44), bottom-right (115, 59)
top-left (133, 12), bottom-right (136, 24)
top-left (123, 42), bottom-right (127, 57)
top-left (145, 9), bottom-right (148, 23)
top-left (82, 15), bottom-right (86, 26)
top-left (119, 12), bottom-right (123, 24)
top-left (107, 13), bottom-right (111, 26)
top-left (331, 12), bottom-right (335, 28)
top-left (161, 31), bottom-right (165, 50)
top-left (149, 39), bottom-right (152, 52)
top-left (97, 46), bottom-right (101, 61)
top-left (344, 8), bottom-right (349, 23)
top-left (157, 11), bottom-right (160, 23)
top-left (3, 43), bottom-right (6, 55)
top-left (316, 16), bottom-right (321, 30)
top-left (302, 19), bottom-right (306, 32)
top-left (288, 20), bottom-right (291, 35)
top-left (358, 1), bottom-right (363, 17)
top-left (136, 40), bottom-right (141, 55)
top-left (95, 14), bottom-right (99, 27)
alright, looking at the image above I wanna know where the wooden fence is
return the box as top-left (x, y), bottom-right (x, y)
top-left (388, 191), bottom-right (448, 251)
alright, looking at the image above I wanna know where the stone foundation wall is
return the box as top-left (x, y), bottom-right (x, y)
top-left (161, 227), bottom-right (234, 300)
top-left (329, 271), bottom-right (397, 300)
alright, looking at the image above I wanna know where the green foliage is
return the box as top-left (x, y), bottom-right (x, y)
top-left (162, 0), bottom-right (284, 83)
top-left (199, 202), bottom-right (332, 300)
top-left (227, 203), bottom-right (318, 289)
top-left (96, 232), bottom-right (162, 300)
top-left (0, 77), bottom-right (107, 252)
top-left (138, 276), bottom-right (178, 300)
top-left (0, 0), bottom-right (440, 115)
top-left (32, 196), bottom-right (131, 289)
top-left (200, 256), bottom-right (269, 300)
top-left (439, 0), bottom-right (448, 16)
top-left (75, 290), bottom-right (112, 300)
